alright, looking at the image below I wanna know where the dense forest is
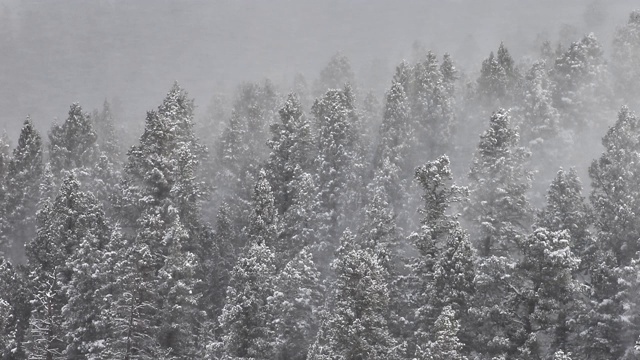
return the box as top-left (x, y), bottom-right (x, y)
top-left (2, 4), bottom-right (640, 360)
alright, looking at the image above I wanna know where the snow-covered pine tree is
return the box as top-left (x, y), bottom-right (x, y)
top-left (410, 155), bottom-right (471, 357)
top-left (266, 93), bottom-right (314, 216)
top-left (465, 109), bottom-right (533, 257)
top-left (552, 33), bottom-right (612, 133)
top-left (589, 106), bottom-right (640, 265)
top-left (1, 117), bottom-right (43, 262)
top-left (312, 86), bottom-right (365, 256)
top-left (25, 174), bottom-right (110, 359)
top-left (477, 43), bottom-right (520, 108)
top-left (415, 305), bottom-right (467, 360)
top-left (271, 247), bottom-right (323, 360)
top-left (48, 103), bottom-right (99, 176)
top-left (218, 242), bottom-right (277, 359)
top-left (515, 228), bottom-right (580, 358)
top-left (308, 230), bottom-right (401, 360)
top-left (537, 168), bottom-right (594, 270)
top-left (118, 82), bottom-right (208, 356)
top-left (0, 258), bottom-right (30, 360)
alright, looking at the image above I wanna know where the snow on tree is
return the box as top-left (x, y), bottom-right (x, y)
top-left (517, 60), bottom-right (560, 147)
top-left (271, 247), bottom-right (323, 360)
top-left (213, 81), bottom-right (279, 244)
top-left (0, 258), bottom-right (30, 360)
top-left (477, 43), bottom-right (520, 108)
top-left (218, 242), bottom-right (277, 359)
top-left (247, 168), bottom-right (281, 257)
top-left (266, 93), bottom-right (314, 216)
top-left (411, 51), bottom-right (457, 160)
top-left (48, 103), bottom-right (99, 175)
top-left (537, 168), bottom-right (594, 270)
top-left (409, 155), bottom-right (471, 357)
top-left (515, 228), bottom-right (580, 358)
top-left (312, 85), bottom-right (365, 254)
top-left (308, 230), bottom-right (402, 360)
top-left (1, 117), bottom-right (43, 262)
top-left (415, 305), bottom-right (468, 360)
top-left (374, 79), bottom-right (411, 178)
top-left (465, 109), bottom-right (533, 257)
top-left (589, 106), bottom-right (640, 265)
top-left (25, 174), bottom-right (110, 359)
top-left (117, 82), bottom-right (209, 356)
top-left (552, 33), bottom-right (612, 133)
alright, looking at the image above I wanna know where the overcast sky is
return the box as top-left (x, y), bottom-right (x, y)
top-left (0, 0), bottom-right (637, 140)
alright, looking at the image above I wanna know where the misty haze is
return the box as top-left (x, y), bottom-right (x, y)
top-left (1, 1), bottom-right (640, 359)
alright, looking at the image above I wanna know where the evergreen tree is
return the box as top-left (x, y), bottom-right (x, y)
top-left (25, 175), bottom-right (110, 359)
top-left (410, 156), bottom-right (471, 357)
top-left (537, 168), bottom-right (594, 269)
top-left (271, 247), bottom-right (323, 360)
top-left (266, 93), bottom-right (314, 215)
top-left (118, 82), bottom-right (208, 356)
top-left (218, 242), bottom-right (277, 359)
top-left (552, 33), bottom-right (612, 133)
top-left (589, 106), bottom-right (640, 266)
top-left (313, 86), bottom-right (365, 248)
top-left (0, 259), bottom-right (30, 360)
top-left (247, 168), bottom-right (281, 253)
top-left (48, 103), bottom-right (99, 175)
top-left (1, 118), bottom-right (43, 262)
top-left (477, 43), bottom-right (520, 108)
top-left (308, 230), bottom-right (401, 360)
top-left (465, 109), bottom-right (533, 257)
top-left (515, 228), bottom-right (580, 358)
top-left (415, 305), bottom-right (467, 360)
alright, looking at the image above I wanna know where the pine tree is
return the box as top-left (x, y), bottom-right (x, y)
top-left (271, 247), bottom-right (324, 360)
top-left (537, 168), bottom-right (594, 269)
top-left (465, 109), bottom-right (533, 257)
top-left (410, 156), bottom-right (471, 357)
top-left (415, 305), bottom-right (467, 360)
top-left (48, 103), bottom-right (99, 175)
top-left (1, 118), bottom-right (43, 262)
top-left (118, 82), bottom-right (208, 356)
top-left (589, 106), bottom-right (640, 266)
top-left (477, 43), bottom-right (520, 108)
top-left (552, 33), bottom-right (612, 132)
top-left (515, 228), bottom-right (580, 358)
top-left (218, 242), bottom-right (277, 359)
top-left (247, 168), bottom-right (281, 256)
top-left (313, 86), bottom-right (365, 247)
top-left (411, 51), bottom-right (456, 160)
top-left (25, 174), bottom-right (110, 359)
top-left (308, 230), bottom-right (401, 360)
top-left (0, 258), bottom-right (30, 360)
top-left (266, 93), bottom-right (314, 215)
top-left (517, 60), bottom-right (560, 147)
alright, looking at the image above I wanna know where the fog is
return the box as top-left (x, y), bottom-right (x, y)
top-left (0, 0), bottom-right (636, 140)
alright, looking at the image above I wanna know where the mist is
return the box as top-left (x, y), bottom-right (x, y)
top-left (0, 0), bottom-right (635, 139)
